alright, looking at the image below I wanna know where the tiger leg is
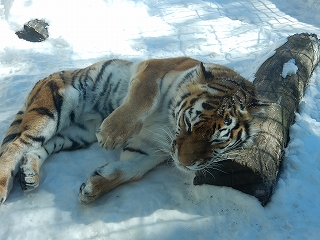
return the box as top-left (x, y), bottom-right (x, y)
top-left (96, 62), bottom-right (161, 150)
top-left (0, 105), bottom-right (27, 158)
top-left (0, 107), bottom-right (58, 204)
top-left (78, 144), bottom-right (165, 204)
top-left (20, 119), bottom-right (99, 192)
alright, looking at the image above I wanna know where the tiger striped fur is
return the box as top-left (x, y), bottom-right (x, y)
top-left (0, 57), bottom-right (266, 204)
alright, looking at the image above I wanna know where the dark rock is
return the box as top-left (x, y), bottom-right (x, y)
top-left (15, 19), bottom-right (49, 42)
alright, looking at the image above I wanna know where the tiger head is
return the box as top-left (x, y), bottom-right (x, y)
top-left (170, 63), bottom-right (267, 171)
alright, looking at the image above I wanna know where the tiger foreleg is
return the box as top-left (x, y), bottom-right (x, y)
top-left (97, 64), bottom-right (161, 150)
top-left (78, 148), bottom-right (164, 204)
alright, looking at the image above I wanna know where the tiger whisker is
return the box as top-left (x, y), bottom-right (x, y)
top-left (146, 127), bottom-right (173, 142)
top-left (201, 168), bottom-right (216, 179)
top-left (149, 137), bottom-right (171, 148)
top-left (146, 129), bottom-right (172, 148)
top-left (158, 125), bottom-right (174, 142)
top-left (152, 148), bottom-right (171, 156)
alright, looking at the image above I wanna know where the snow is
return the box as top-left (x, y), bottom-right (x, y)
top-left (281, 58), bottom-right (298, 78)
top-left (1, 0), bottom-right (320, 239)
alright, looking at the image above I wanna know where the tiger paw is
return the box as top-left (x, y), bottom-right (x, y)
top-left (19, 153), bottom-right (40, 191)
top-left (96, 111), bottom-right (143, 149)
top-left (78, 167), bottom-right (123, 204)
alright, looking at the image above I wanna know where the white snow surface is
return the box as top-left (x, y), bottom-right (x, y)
top-left (1, 0), bottom-right (320, 239)
top-left (281, 58), bottom-right (298, 78)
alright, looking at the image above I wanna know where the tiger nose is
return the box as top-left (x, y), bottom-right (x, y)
top-left (177, 155), bottom-right (197, 167)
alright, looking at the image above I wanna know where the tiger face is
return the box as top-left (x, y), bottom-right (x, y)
top-left (170, 63), bottom-right (266, 171)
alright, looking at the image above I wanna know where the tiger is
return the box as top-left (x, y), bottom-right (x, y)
top-left (0, 57), bottom-right (266, 204)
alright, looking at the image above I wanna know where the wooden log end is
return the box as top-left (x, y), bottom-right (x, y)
top-left (194, 161), bottom-right (273, 206)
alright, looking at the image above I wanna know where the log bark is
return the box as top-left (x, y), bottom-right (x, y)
top-left (194, 33), bottom-right (320, 206)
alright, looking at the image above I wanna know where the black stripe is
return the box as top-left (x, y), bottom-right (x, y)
top-left (70, 111), bottom-right (75, 123)
top-left (2, 133), bottom-right (21, 145)
top-left (93, 73), bottom-right (114, 116)
top-left (93, 103), bottom-right (105, 119)
top-left (180, 70), bottom-right (194, 83)
top-left (102, 85), bottom-right (115, 114)
top-left (25, 134), bottom-right (45, 144)
top-left (176, 69), bottom-right (197, 91)
top-left (48, 81), bottom-right (64, 131)
top-left (80, 138), bottom-right (91, 147)
top-left (17, 111), bottom-right (24, 115)
top-left (236, 129), bottom-right (243, 141)
top-left (71, 69), bottom-right (82, 87)
top-left (224, 78), bottom-right (242, 87)
top-left (99, 73), bottom-right (113, 97)
top-left (19, 138), bottom-right (31, 145)
top-left (81, 68), bottom-right (91, 82)
top-left (101, 78), bottom-right (117, 115)
top-left (10, 119), bottom-right (22, 127)
top-left (57, 133), bottom-right (65, 139)
top-left (93, 60), bottom-right (113, 90)
top-left (215, 82), bottom-right (233, 90)
top-left (212, 123), bottom-right (216, 130)
top-left (174, 93), bottom-right (191, 109)
top-left (68, 137), bottom-right (81, 149)
top-left (78, 79), bottom-right (84, 91)
top-left (44, 146), bottom-right (50, 155)
top-left (27, 85), bottom-right (43, 107)
top-left (123, 147), bottom-right (148, 156)
top-left (75, 122), bottom-right (87, 131)
top-left (222, 129), bottom-right (231, 137)
top-left (113, 79), bottom-right (121, 96)
top-left (207, 85), bottom-right (227, 93)
top-left (202, 102), bottom-right (214, 110)
top-left (106, 102), bottom-right (115, 116)
top-left (244, 121), bottom-right (250, 136)
top-left (190, 98), bottom-right (198, 105)
top-left (30, 107), bottom-right (55, 119)
top-left (233, 122), bottom-right (240, 130)
top-left (180, 101), bottom-right (187, 110)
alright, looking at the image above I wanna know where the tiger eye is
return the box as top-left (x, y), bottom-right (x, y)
top-left (224, 117), bottom-right (232, 126)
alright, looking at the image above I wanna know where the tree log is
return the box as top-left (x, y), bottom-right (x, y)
top-left (194, 33), bottom-right (320, 206)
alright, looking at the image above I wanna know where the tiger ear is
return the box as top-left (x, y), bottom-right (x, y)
top-left (197, 62), bottom-right (213, 83)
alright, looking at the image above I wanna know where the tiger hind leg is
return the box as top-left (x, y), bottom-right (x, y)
top-left (19, 119), bottom-right (99, 192)
top-left (0, 104), bottom-right (58, 203)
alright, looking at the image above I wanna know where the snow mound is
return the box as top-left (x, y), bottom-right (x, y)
top-left (281, 58), bottom-right (298, 78)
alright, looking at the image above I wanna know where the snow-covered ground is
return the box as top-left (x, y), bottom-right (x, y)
top-left (0, 0), bottom-right (320, 239)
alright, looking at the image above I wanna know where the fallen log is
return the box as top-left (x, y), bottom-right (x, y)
top-left (194, 33), bottom-right (320, 206)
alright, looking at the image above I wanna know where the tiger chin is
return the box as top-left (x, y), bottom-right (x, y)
top-left (0, 57), bottom-right (267, 205)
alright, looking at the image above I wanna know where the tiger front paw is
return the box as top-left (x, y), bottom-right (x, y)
top-left (78, 168), bottom-right (123, 204)
top-left (96, 113), bottom-right (143, 150)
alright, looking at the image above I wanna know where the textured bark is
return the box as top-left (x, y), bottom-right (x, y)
top-left (194, 33), bottom-right (320, 206)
